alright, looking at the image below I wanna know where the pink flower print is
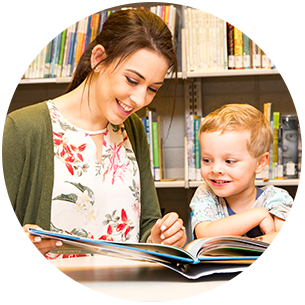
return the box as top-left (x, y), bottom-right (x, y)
top-left (116, 209), bottom-right (133, 239)
top-left (103, 129), bottom-right (109, 147)
top-left (99, 224), bottom-right (114, 241)
top-left (64, 155), bottom-right (75, 175)
top-left (70, 143), bottom-right (88, 162)
top-left (53, 132), bottom-right (73, 158)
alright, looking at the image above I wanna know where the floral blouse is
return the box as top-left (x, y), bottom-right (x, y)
top-left (46, 101), bottom-right (141, 258)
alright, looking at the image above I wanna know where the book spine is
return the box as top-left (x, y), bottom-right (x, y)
top-left (194, 118), bottom-right (201, 181)
top-left (242, 33), bottom-right (251, 69)
top-left (234, 27), bottom-right (243, 69)
top-left (227, 23), bottom-right (235, 69)
top-left (44, 13), bottom-right (56, 78)
top-left (33, 13), bottom-right (46, 78)
top-left (298, 116), bottom-right (303, 179)
top-left (223, 19), bottom-right (228, 70)
top-left (67, 22), bottom-right (77, 77)
top-left (148, 110), bottom-right (154, 178)
top-left (287, 6), bottom-right (293, 67)
top-left (282, 115), bottom-right (299, 178)
top-left (272, 112), bottom-right (280, 179)
top-left (51, 11), bottom-right (65, 77)
top-left (186, 114), bottom-right (196, 181)
top-left (249, 6), bottom-right (261, 69)
top-left (152, 122), bottom-right (161, 181)
top-left (57, 29), bottom-right (67, 77)
top-left (277, 118), bottom-right (284, 179)
top-left (281, 1), bottom-right (289, 68)
top-left (261, 6), bottom-right (271, 69)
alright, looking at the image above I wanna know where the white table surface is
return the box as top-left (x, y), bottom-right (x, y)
top-left (1, 255), bottom-right (303, 302)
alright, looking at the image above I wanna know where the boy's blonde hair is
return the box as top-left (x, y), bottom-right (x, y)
top-left (200, 104), bottom-right (273, 158)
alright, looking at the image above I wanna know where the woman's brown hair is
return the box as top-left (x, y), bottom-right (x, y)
top-left (65, 8), bottom-right (178, 93)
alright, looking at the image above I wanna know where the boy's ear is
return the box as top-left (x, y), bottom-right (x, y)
top-left (91, 44), bottom-right (106, 71)
top-left (255, 152), bottom-right (269, 174)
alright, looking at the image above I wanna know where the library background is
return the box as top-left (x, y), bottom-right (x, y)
top-left (9, 2), bottom-right (300, 240)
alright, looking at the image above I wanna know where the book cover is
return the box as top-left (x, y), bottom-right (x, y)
top-left (282, 115), bottom-right (299, 178)
top-left (30, 228), bottom-right (269, 279)
top-left (242, 12), bottom-right (251, 69)
top-left (227, 23), bottom-right (235, 69)
top-left (298, 116), bottom-right (303, 179)
top-left (261, 6), bottom-right (271, 69)
top-left (249, 6), bottom-right (261, 69)
top-left (234, 27), bottom-right (243, 69)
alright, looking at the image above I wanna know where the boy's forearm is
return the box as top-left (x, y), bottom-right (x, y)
top-left (195, 208), bottom-right (273, 238)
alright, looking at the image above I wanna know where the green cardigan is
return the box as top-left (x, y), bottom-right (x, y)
top-left (2, 102), bottom-right (161, 242)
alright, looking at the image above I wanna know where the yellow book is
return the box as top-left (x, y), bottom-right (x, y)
top-left (234, 27), bottom-right (243, 69)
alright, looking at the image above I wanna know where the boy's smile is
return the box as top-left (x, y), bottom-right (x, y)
top-left (200, 130), bottom-right (263, 210)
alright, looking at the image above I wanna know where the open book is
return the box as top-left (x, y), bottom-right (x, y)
top-left (30, 228), bottom-right (269, 279)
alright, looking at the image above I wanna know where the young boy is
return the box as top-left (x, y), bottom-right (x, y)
top-left (190, 104), bottom-right (293, 243)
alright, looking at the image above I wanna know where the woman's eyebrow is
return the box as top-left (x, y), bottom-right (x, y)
top-left (126, 69), bottom-right (164, 85)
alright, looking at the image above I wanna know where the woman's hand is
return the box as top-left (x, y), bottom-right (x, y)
top-left (1, 225), bottom-right (62, 268)
top-left (148, 212), bottom-right (187, 247)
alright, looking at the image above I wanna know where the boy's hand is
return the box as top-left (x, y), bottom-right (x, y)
top-left (257, 208), bottom-right (276, 235)
top-left (149, 212), bottom-right (186, 247)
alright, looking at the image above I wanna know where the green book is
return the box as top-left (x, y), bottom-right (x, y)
top-left (152, 121), bottom-right (160, 181)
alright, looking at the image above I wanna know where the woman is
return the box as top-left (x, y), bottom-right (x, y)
top-left (3, 9), bottom-right (186, 256)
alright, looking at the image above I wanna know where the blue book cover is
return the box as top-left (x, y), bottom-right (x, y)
top-left (29, 228), bottom-right (267, 279)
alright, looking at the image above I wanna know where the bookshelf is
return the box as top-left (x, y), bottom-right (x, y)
top-left (7, 4), bottom-right (299, 236)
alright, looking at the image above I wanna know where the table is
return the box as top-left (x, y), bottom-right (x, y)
top-left (1, 255), bottom-right (303, 303)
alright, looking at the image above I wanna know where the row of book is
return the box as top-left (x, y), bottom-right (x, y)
top-left (182, 7), bottom-right (275, 73)
top-left (1, 1), bottom-right (176, 79)
top-left (141, 109), bottom-right (164, 182)
top-left (186, 107), bottom-right (301, 182)
top-left (261, 103), bottom-right (301, 181)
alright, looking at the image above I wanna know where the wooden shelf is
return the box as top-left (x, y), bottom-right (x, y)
top-left (18, 69), bottom-right (279, 85)
top-left (186, 68), bottom-right (279, 78)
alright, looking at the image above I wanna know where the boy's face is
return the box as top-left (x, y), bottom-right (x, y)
top-left (200, 130), bottom-right (262, 202)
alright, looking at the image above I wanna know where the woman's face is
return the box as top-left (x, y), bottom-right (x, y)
top-left (91, 48), bottom-right (169, 126)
